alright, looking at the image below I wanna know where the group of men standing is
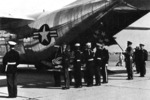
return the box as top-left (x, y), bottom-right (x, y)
top-left (125, 41), bottom-right (148, 80)
top-left (53, 42), bottom-right (109, 89)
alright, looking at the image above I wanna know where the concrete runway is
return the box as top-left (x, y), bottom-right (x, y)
top-left (0, 62), bottom-right (150, 100)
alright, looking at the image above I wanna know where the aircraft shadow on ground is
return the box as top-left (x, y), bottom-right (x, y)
top-left (108, 69), bottom-right (127, 75)
top-left (19, 81), bottom-right (77, 89)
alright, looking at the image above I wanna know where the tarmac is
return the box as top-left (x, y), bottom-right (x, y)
top-left (0, 61), bottom-right (150, 100)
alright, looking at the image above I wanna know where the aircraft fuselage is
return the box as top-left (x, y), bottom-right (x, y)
top-left (10, 0), bottom-right (150, 69)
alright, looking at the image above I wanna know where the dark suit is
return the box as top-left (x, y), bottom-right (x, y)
top-left (74, 50), bottom-right (82, 87)
top-left (138, 49), bottom-right (148, 77)
top-left (3, 49), bottom-right (20, 97)
top-left (84, 49), bottom-right (94, 86)
top-left (94, 48), bottom-right (102, 85)
top-left (134, 49), bottom-right (140, 73)
top-left (125, 46), bottom-right (134, 79)
top-left (100, 48), bottom-right (109, 83)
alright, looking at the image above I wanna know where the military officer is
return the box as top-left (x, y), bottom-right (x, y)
top-left (125, 41), bottom-right (134, 80)
top-left (84, 42), bottom-right (95, 86)
top-left (73, 43), bottom-right (82, 88)
top-left (61, 43), bottom-right (71, 89)
top-left (99, 43), bottom-right (109, 83)
top-left (3, 41), bottom-right (20, 98)
top-left (138, 44), bottom-right (148, 77)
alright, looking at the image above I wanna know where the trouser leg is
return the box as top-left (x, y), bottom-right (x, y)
top-left (86, 62), bottom-right (94, 86)
top-left (13, 73), bottom-right (17, 97)
top-left (64, 68), bottom-right (70, 88)
top-left (102, 65), bottom-right (108, 83)
top-left (140, 62), bottom-right (146, 76)
top-left (7, 73), bottom-right (17, 97)
top-left (94, 65), bottom-right (101, 85)
top-left (74, 63), bottom-right (82, 87)
top-left (53, 71), bottom-right (61, 86)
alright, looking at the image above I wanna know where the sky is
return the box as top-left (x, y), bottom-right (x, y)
top-left (0, 0), bottom-right (150, 52)
top-left (108, 13), bottom-right (150, 52)
top-left (0, 0), bottom-right (76, 16)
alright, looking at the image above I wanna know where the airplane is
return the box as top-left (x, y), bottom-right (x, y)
top-left (0, 0), bottom-right (150, 70)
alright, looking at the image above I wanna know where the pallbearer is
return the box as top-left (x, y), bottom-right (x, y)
top-left (94, 43), bottom-right (102, 86)
top-left (73, 43), bottom-right (82, 88)
top-left (99, 43), bottom-right (109, 83)
top-left (84, 42), bottom-right (95, 86)
top-left (3, 41), bottom-right (20, 98)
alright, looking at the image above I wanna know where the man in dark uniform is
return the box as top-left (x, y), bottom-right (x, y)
top-left (73, 43), bottom-right (82, 88)
top-left (94, 43), bottom-right (102, 86)
top-left (138, 44), bottom-right (148, 77)
top-left (61, 43), bottom-right (71, 89)
top-left (134, 46), bottom-right (140, 74)
top-left (3, 41), bottom-right (20, 98)
top-left (99, 43), bottom-right (109, 83)
top-left (84, 42), bottom-right (95, 86)
top-left (125, 41), bottom-right (134, 80)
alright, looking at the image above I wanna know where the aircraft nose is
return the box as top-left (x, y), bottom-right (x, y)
top-left (124, 0), bottom-right (150, 10)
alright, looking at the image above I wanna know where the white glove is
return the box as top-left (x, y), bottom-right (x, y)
top-left (105, 64), bottom-right (108, 67)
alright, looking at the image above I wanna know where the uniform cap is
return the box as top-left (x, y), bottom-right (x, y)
top-left (8, 41), bottom-right (17, 46)
top-left (86, 42), bottom-right (91, 46)
top-left (127, 41), bottom-right (132, 45)
top-left (75, 43), bottom-right (80, 46)
top-left (140, 44), bottom-right (144, 46)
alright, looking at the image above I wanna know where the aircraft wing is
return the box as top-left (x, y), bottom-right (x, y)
top-left (125, 26), bottom-right (150, 30)
top-left (0, 15), bottom-right (34, 30)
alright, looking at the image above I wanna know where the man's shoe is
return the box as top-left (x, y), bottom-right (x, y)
top-left (65, 87), bottom-right (70, 89)
top-left (87, 84), bottom-right (93, 87)
top-left (62, 87), bottom-right (66, 89)
top-left (95, 83), bottom-right (100, 86)
top-left (8, 96), bottom-right (16, 98)
top-left (140, 75), bottom-right (145, 77)
top-left (102, 81), bottom-right (108, 84)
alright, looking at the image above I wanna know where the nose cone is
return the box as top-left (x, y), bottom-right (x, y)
top-left (124, 0), bottom-right (150, 10)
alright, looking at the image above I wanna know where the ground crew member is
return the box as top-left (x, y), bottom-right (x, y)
top-left (138, 44), bottom-right (148, 77)
top-left (73, 43), bottom-right (82, 88)
top-left (3, 41), bottom-right (20, 98)
top-left (84, 42), bottom-right (94, 86)
top-left (94, 43), bottom-right (102, 86)
top-left (100, 43), bottom-right (109, 83)
top-left (61, 43), bottom-right (71, 89)
top-left (125, 41), bottom-right (134, 80)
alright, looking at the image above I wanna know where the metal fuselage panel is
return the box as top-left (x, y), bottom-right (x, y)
top-left (18, 0), bottom-right (150, 64)
top-left (19, 0), bottom-right (120, 63)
